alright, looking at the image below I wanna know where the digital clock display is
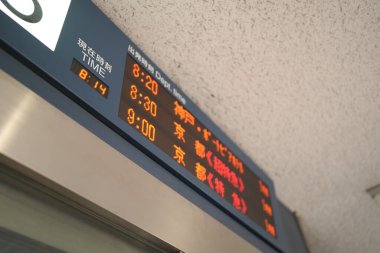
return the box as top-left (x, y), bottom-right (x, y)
top-left (118, 55), bottom-right (277, 237)
top-left (70, 59), bottom-right (109, 98)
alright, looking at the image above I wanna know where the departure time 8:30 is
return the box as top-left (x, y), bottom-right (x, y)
top-left (129, 85), bottom-right (157, 117)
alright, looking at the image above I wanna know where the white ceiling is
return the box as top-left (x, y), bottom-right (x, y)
top-left (92, 0), bottom-right (380, 252)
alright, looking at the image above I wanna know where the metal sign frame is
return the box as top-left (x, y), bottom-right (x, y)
top-left (0, 0), bottom-right (285, 251)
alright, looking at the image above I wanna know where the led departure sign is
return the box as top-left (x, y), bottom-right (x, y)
top-left (119, 55), bottom-right (277, 237)
top-left (1, 1), bottom-right (283, 248)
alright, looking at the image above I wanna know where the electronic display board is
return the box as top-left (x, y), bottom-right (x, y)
top-left (119, 55), bottom-right (276, 236)
top-left (0, 0), bottom-right (283, 250)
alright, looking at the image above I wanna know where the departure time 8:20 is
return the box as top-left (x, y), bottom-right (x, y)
top-left (132, 63), bottom-right (159, 96)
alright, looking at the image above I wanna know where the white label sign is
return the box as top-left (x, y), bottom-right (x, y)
top-left (0, 0), bottom-right (71, 51)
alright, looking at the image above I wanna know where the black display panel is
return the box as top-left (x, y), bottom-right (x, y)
top-left (119, 55), bottom-right (276, 237)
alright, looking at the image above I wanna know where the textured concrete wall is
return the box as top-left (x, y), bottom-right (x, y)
top-left (92, 1), bottom-right (380, 252)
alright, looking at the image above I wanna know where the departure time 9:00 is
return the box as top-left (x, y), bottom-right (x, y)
top-left (127, 108), bottom-right (156, 141)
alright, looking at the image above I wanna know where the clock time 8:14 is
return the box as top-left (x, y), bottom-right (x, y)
top-left (70, 58), bottom-right (109, 98)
